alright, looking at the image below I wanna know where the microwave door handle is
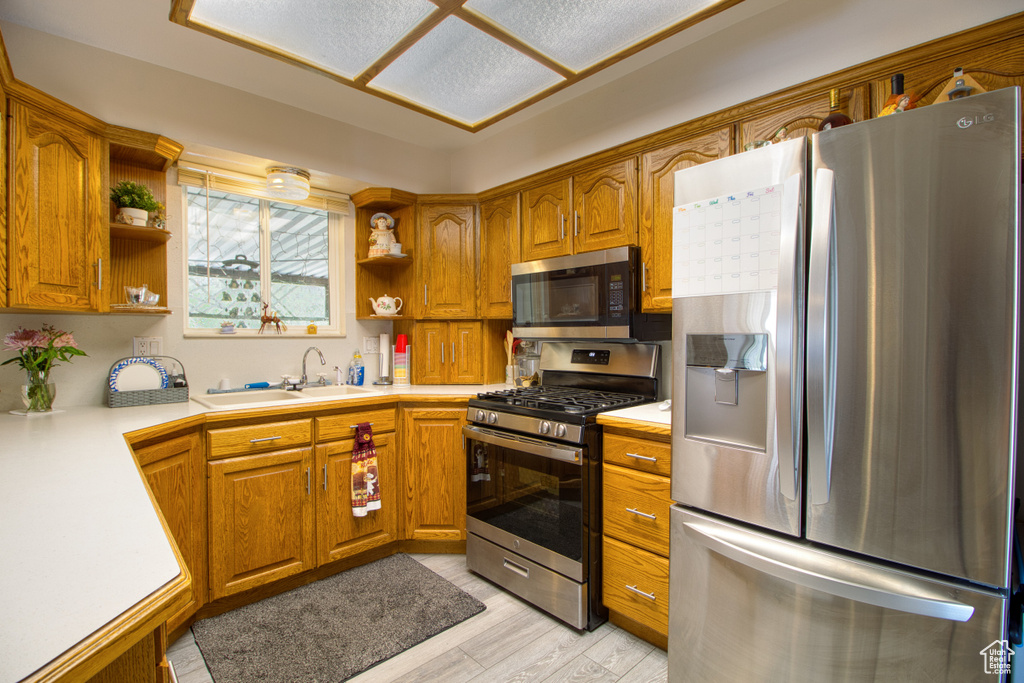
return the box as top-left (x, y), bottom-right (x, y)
top-left (775, 173), bottom-right (803, 502)
top-left (807, 168), bottom-right (836, 505)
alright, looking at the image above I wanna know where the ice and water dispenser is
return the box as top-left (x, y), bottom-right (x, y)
top-left (684, 333), bottom-right (768, 451)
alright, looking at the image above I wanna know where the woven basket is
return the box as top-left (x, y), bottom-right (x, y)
top-left (107, 356), bottom-right (189, 408)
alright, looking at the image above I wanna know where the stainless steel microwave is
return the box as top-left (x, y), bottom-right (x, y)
top-left (511, 246), bottom-right (670, 341)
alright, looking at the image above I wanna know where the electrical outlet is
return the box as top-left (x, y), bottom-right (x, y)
top-left (363, 336), bottom-right (380, 354)
top-left (132, 336), bottom-right (163, 356)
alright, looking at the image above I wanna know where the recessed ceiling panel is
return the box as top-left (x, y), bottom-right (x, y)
top-left (368, 16), bottom-right (564, 125)
top-left (189, 0), bottom-right (435, 79)
top-left (465, 0), bottom-right (725, 72)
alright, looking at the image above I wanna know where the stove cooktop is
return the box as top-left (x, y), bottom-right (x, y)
top-left (472, 385), bottom-right (648, 417)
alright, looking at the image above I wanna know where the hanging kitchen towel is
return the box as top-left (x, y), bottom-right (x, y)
top-left (470, 443), bottom-right (490, 482)
top-left (351, 422), bottom-right (381, 517)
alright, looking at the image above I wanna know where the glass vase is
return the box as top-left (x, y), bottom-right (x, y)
top-left (22, 370), bottom-right (56, 413)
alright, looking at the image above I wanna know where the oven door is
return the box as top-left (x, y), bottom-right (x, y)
top-left (463, 425), bottom-right (588, 581)
top-left (511, 247), bottom-right (633, 339)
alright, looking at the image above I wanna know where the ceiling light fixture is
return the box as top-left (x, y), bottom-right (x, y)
top-left (266, 166), bottom-right (311, 200)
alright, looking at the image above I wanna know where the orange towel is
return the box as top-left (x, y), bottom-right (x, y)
top-left (351, 422), bottom-right (380, 517)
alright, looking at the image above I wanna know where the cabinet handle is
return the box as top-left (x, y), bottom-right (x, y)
top-left (441, 342), bottom-right (445, 364)
top-left (503, 558), bottom-right (530, 578)
top-left (625, 451), bottom-right (657, 462)
top-left (626, 507), bottom-right (657, 520)
top-left (626, 584), bottom-right (657, 601)
top-left (249, 436), bottom-right (283, 443)
top-left (306, 467), bottom-right (311, 495)
top-left (574, 211), bottom-right (579, 236)
top-left (94, 258), bottom-right (103, 291)
top-left (348, 422), bottom-right (375, 428)
top-left (641, 262), bottom-right (647, 292)
top-left (560, 214), bottom-right (565, 240)
top-left (451, 342), bottom-right (455, 365)
top-left (322, 463), bottom-right (327, 491)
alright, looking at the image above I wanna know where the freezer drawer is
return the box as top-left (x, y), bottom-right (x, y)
top-left (670, 507), bottom-right (1008, 682)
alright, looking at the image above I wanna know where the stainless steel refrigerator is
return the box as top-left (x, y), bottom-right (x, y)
top-left (669, 87), bottom-right (1021, 682)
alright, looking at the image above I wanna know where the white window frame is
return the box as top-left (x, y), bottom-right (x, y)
top-left (179, 164), bottom-right (349, 338)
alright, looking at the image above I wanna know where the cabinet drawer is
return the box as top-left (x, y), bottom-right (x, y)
top-left (603, 535), bottom-right (669, 635)
top-left (603, 464), bottom-right (671, 556)
top-left (315, 408), bottom-right (397, 442)
top-left (603, 433), bottom-right (671, 476)
top-left (207, 419), bottom-right (312, 460)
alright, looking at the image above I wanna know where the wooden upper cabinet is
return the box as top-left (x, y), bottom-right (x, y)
top-left (479, 192), bottom-right (520, 318)
top-left (8, 100), bottom-right (107, 311)
top-left (418, 203), bottom-right (477, 318)
top-left (737, 86), bottom-right (867, 151)
top-left (406, 320), bottom-right (483, 385)
top-left (522, 177), bottom-right (572, 261)
top-left (0, 81), bottom-right (7, 309)
top-left (639, 128), bottom-right (733, 312)
top-left (573, 158), bottom-right (638, 254)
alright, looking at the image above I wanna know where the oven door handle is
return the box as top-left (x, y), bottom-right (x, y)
top-left (462, 426), bottom-right (582, 464)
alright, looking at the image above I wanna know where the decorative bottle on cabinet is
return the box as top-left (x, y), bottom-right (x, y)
top-left (818, 88), bottom-right (853, 131)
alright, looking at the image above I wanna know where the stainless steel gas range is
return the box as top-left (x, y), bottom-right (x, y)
top-left (463, 341), bottom-right (661, 630)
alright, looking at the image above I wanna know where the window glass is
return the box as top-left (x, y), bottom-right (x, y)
top-left (184, 186), bottom-right (335, 333)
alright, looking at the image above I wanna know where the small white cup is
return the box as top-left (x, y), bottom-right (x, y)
top-left (219, 378), bottom-right (231, 390)
top-left (390, 242), bottom-right (403, 255)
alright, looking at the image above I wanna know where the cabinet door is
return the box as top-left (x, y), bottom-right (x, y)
top-left (639, 128), bottom-right (732, 312)
top-left (0, 83), bottom-right (7, 309)
top-left (573, 158), bottom-right (638, 254)
top-left (400, 407), bottom-right (467, 542)
top-left (522, 177), bottom-right (572, 261)
top-left (738, 95), bottom-right (832, 151)
top-left (479, 193), bottom-right (520, 317)
top-left (419, 204), bottom-right (477, 318)
top-left (8, 100), bottom-right (107, 311)
top-left (208, 447), bottom-right (314, 599)
top-left (411, 320), bottom-right (446, 385)
top-left (450, 321), bottom-right (483, 384)
top-left (135, 431), bottom-right (206, 632)
top-left (316, 433), bottom-right (397, 565)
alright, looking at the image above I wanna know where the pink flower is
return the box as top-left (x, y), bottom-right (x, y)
top-left (3, 328), bottom-right (45, 350)
top-left (51, 332), bottom-right (78, 349)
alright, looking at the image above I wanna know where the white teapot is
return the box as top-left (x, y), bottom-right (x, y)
top-left (369, 294), bottom-right (403, 316)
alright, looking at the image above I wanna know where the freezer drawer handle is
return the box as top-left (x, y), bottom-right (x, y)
top-left (625, 452), bottom-right (657, 463)
top-left (626, 584), bottom-right (657, 601)
top-left (503, 558), bottom-right (530, 579)
top-left (683, 520), bottom-right (975, 622)
top-left (626, 507), bottom-right (657, 520)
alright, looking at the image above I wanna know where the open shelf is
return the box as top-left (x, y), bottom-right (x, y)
top-left (110, 223), bottom-right (172, 243)
top-left (356, 255), bottom-right (412, 267)
top-left (109, 304), bottom-right (172, 315)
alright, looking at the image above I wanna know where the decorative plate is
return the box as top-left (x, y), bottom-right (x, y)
top-left (109, 357), bottom-right (168, 392)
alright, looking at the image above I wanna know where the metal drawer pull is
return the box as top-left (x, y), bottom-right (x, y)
top-left (347, 422), bottom-right (375, 428)
top-left (249, 436), bottom-right (283, 443)
top-left (503, 558), bottom-right (530, 579)
top-left (626, 507), bottom-right (657, 520)
top-left (626, 584), bottom-right (656, 601)
top-left (625, 452), bottom-right (657, 462)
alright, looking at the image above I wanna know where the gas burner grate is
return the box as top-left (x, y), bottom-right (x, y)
top-left (475, 385), bottom-right (647, 415)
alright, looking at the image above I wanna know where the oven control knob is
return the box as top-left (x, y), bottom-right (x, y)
top-left (554, 423), bottom-right (567, 438)
top-left (475, 410), bottom-right (486, 422)
top-left (487, 412), bottom-right (498, 424)
top-left (539, 421), bottom-right (551, 435)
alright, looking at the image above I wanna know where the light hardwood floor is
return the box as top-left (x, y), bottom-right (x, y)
top-left (167, 553), bottom-right (668, 682)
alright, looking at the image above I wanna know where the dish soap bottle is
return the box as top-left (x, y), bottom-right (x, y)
top-left (347, 351), bottom-right (364, 385)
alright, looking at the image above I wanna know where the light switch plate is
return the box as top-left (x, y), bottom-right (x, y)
top-left (363, 336), bottom-right (380, 354)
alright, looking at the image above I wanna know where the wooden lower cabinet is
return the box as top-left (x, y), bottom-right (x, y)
top-left (134, 430), bottom-right (206, 633)
top-left (400, 406), bottom-right (467, 542)
top-left (316, 433), bottom-right (397, 564)
top-left (208, 447), bottom-right (316, 599)
top-left (601, 426), bottom-right (672, 646)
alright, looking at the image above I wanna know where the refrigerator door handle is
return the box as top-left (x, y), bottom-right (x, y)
top-left (807, 167), bottom-right (836, 504)
top-left (775, 172), bottom-right (804, 501)
top-left (682, 519), bottom-right (976, 622)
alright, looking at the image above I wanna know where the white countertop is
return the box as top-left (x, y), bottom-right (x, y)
top-left (0, 383), bottom-right (502, 683)
top-left (602, 400), bottom-right (673, 426)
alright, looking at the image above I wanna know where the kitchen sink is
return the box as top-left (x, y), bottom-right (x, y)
top-left (191, 389), bottom-right (309, 408)
top-left (298, 385), bottom-right (382, 398)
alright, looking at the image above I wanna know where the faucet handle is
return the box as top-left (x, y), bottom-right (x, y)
top-left (316, 372), bottom-right (329, 385)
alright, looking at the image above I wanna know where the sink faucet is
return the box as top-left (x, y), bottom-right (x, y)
top-left (301, 346), bottom-right (326, 386)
